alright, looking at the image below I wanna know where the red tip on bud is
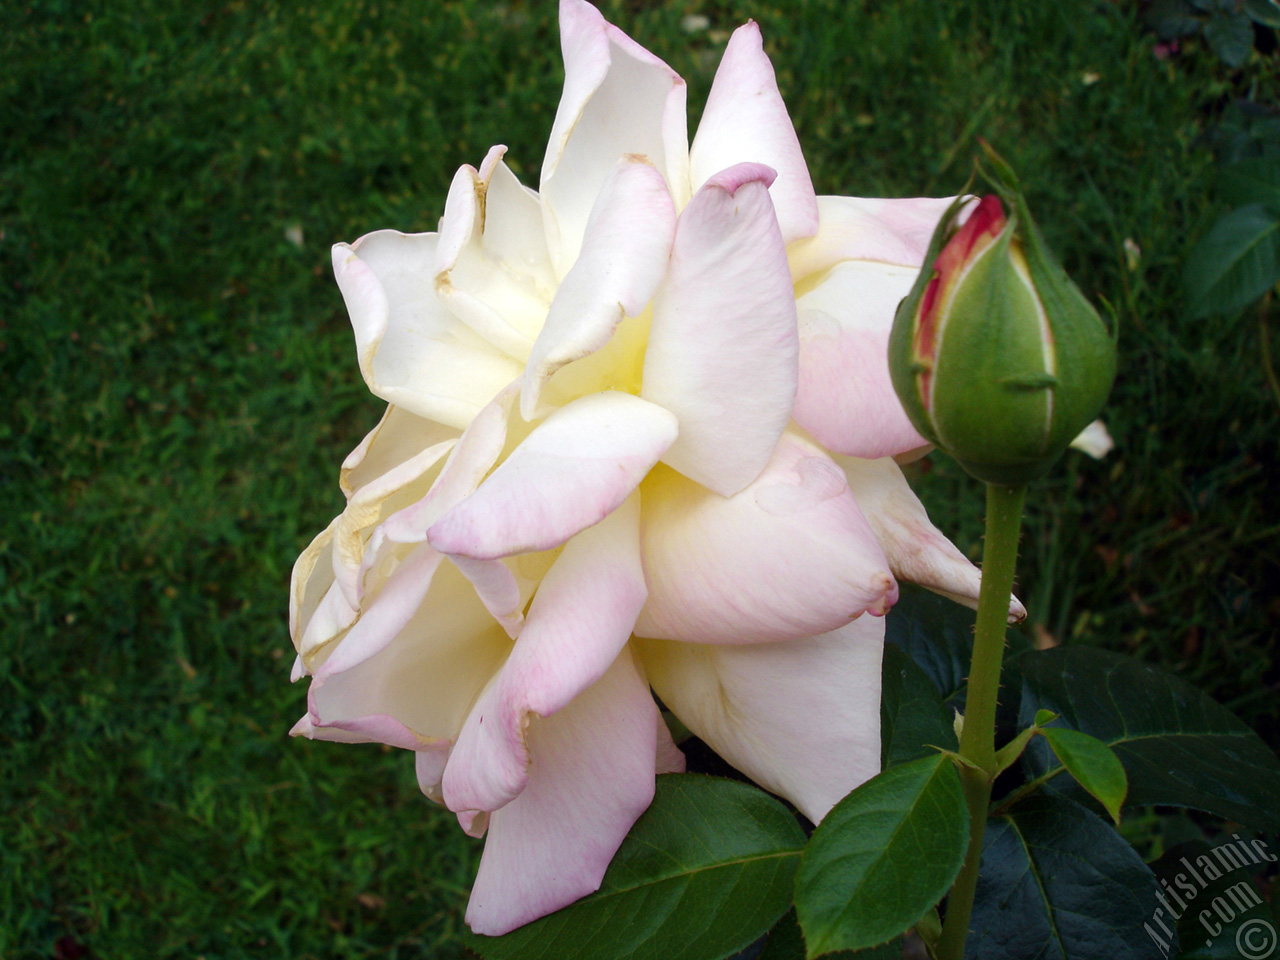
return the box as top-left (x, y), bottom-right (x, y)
top-left (914, 195), bottom-right (1008, 401)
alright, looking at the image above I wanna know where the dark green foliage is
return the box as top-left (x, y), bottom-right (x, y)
top-left (879, 643), bottom-right (958, 769)
top-left (967, 795), bottom-right (1171, 960)
top-left (466, 776), bottom-right (804, 960)
top-left (758, 910), bottom-right (900, 960)
top-left (1018, 647), bottom-right (1280, 831)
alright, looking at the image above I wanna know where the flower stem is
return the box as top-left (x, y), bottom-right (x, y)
top-left (935, 482), bottom-right (1027, 960)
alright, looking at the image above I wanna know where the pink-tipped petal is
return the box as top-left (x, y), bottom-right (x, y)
top-left (307, 561), bottom-right (513, 743)
top-left (428, 392), bottom-right (677, 559)
top-left (654, 711), bottom-right (687, 775)
top-left (636, 615), bottom-right (884, 824)
top-left (333, 233), bottom-right (522, 428)
top-left (838, 455), bottom-right (1027, 623)
top-left (378, 382), bottom-right (520, 547)
top-left (542, 0), bottom-right (689, 275)
top-left (641, 164), bottom-right (797, 497)
top-left (634, 433), bottom-right (897, 645)
top-left (449, 555), bottom-right (526, 639)
top-left (442, 495), bottom-right (646, 815)
top-left (522, 158), bottom-right (677, 418)
top-left (689, 22), bottom-right (817, 244)
top-left (787, 195), bottom-right (962, 283)
top-left (415, 741), bottom-right (453, 804)
top-left (793, 259), bottom-right (930, 459)
top-left (314, 543), bottom-right (445, 678)
top-left (463, 647), bottom-right (659, 936)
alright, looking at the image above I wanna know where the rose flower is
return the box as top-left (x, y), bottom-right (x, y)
top-left (288, 0), bottom-right (1022, 936)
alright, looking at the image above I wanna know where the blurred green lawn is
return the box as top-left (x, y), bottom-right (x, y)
top-left (2, 1), bottom-right (1277, 957)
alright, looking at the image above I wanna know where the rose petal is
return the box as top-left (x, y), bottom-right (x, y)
top-left (377, 382), bottom-right (521, 547)
top-left (333, 232), bottom-right (523, 428)
top-left (313, 542), bottom-right (446, 678)
top-left (428, 391), bottom-right (677, 559)
top-left (641, 163), bottom-right (797, 496)
top-left (290, 517), bottom-right (340, 649)
top-left (1069, 418), bottom-right (1114, 459)
top-left (634, 433), bottom-right (897, 645)
top-left (339, 405), bottom-right (460, 500)
top-left (463, 647), bottom-right (659, 936)
top-left (793, 259), bottom-right (930, 459)
top-left (434, 155), bottom-right (550, 361)
top-left (416, 741), bottom-right (454, 804)
top-left (787, 194), bottom-right (961, 283)
top-left (542, 0), bottom-right (689, 275)
top-left (302, 560), bottom-right (512, 742)
top-left (522, 157), bottom-right (677, 418)
top-left (442, 494), bottom-right (645, 814)
top-left (689, 22), bottom-right (817, 244)
top-left (636, 615), bottom-right (884, 824)
top-left (838, 454), bottom-right (1027, 623)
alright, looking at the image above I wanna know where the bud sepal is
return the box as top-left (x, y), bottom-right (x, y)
top-left (889, 148), bottom-right (1117, 485)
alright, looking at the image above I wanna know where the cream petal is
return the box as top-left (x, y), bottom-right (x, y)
top-left (521, 157), bottom-right (676, 418)
top-left (479, 150), bottom-right (558, 299)
top-left (636, 615), bottom-right (885, 824)
top-left (787, 194), bottom-right (960, 283)
top-left (428, 391), bottom-right (677, 560)
top-left (837, 454), bottom-right (1027, 623)
top-left (442, 495), bottom-right (645, 815)
top-left (313, 542), bottom-right (446, 677)
top-left (634, 433), bottom-right (897, 645)
top-left (332, 436), bottom-right (456, 608)
top-left (339, 405), bottom-right (460, 499)
top-left (333, 232), bottom-right (522, 429)
top-left (689, 22), bottom-right (817, 244)
top-left (376, 382), bottom-right (521, 548)
top-left (641, 163), bottom-right (797, 497)
top-left (1070, 418), bottom-right (1114, 459)
top-left (303, 560), bottom-right (511, 744)
top-left (793, 259), bottom-right (929, 460)
top-left (434, 160), bottom-right (550, 361)
top-left (290, 517), bottom-right (340, 648)
top-left (542, 0), bottom-right (689, 276)
top-left (462, 647), bottom-right (659, 936)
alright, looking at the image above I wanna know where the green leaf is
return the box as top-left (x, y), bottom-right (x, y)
top-left (467, 775), bottom-right (805, 960)
top-left (1040, 727), bottom-right (1129, 825)
top-left (1244, 0), bottom-right (1280, 27)
top-left (1204, 11), bottom-right (1256, 66)
top-left (993, 724), bottom-right (1038, 776)
top-left (758, 910), bottom-right (901, 960)
top-left (1220, 159), bottom-right (1280, 209)
top-left (1143, 0), bottom-right (1204, 38)
top-left (1017, 647), bottom-right (1280, 832)
top-left (1185, 203), bottom-right (1280, 318)
top-left (1149, 839), bottom-right (1274, 959)
top-left (1034, 709), bottom-right (1059, 727)
top-left (968, 794), bottom-right (1172, 959)
top-left (795, 754), bottom-right (969, 958)
top-left (880, 643), bottom-right (957, 769)
top-left (884, 585), bottom-right (978, 706)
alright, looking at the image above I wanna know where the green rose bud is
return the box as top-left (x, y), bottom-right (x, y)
top-left (888, 156), bottom-right (1117, 485)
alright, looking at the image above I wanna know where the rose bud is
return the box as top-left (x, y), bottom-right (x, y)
top-left (888, 161), bottom-right (1117, 485)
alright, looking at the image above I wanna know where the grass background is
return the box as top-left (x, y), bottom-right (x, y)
top-left (3, 0), bottom-right (1277, 957)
